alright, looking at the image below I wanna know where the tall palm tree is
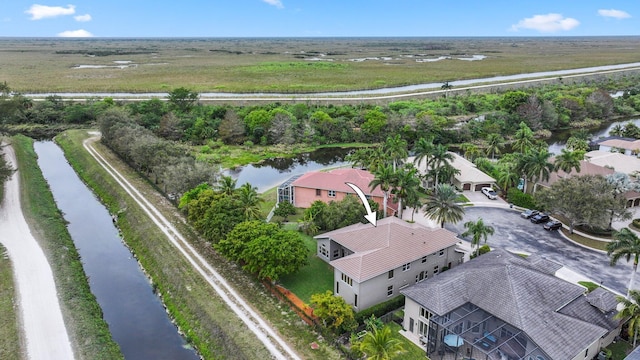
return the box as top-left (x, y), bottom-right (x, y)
top-left (518, 147), bottom-right (553, 193)
top-left (236, 183), bottom-right (264, 221)
top-left (553, 148), bottom-right (582, 174)
top-left (423, 184), bottom-right (465, 228)
top-left (441, 81), bottom-right (453, 98)
top-left (610, 123), bottom-right (624, 137)
top-left (485, 133), bottom-right (505, 159)
top-left (383, 134), bottom-right (408, 172)
top-left (460, 142), bottom-right (482, 162)
top-left (370, 164), bottom-right (395, 218)
top-left (607, 228), bottom-right (640, 299)
top-left (430, 144), bottom-right (454, 188)
top-left (413, 137), bottom-right (434, 170)
top-left (358, 325), bottom-right (406, 360)
top-left (392, 165), bottom-right (420, 219)
top-left (462, 218), bottom-right (495, 256)
top-left (216, 175), bottom-right (237, 196)
top-left (495, 163), bottom-right (519, 193)
top-left (512, 122), bottom-right (535, 154)
top-left (615, 290), bottom-right (640, 347)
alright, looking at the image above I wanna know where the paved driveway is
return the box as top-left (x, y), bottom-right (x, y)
top-left (443, 207), bottom-right (634, 296)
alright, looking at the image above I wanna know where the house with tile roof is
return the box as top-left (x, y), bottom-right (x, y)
top-left (410, 152), bottom-right (496, 192)
top-left (315, 216), bottom-right (463, 311)
top-left (277, 168), bottom-right (397, 216)
top-left (533, 159), bottom-right (615, 193)
top-left (401, 249), bottom-right (621, 360)
top-left (596, 137), bottom-right (640, 156)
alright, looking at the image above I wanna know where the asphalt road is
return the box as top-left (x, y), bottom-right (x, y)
top-left (445, 207), bottom-right (634, 296)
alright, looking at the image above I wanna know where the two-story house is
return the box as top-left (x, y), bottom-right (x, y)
top-left (315, 216), bottom-right (464, 311)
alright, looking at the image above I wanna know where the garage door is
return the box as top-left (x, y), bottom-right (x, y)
top-left (474, 184), bottom-right (490, 191)
top-left (463, 183), bottom-right (471, 191)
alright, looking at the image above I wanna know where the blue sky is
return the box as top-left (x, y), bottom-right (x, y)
top-left (0, 1), bottom-right (638, 38)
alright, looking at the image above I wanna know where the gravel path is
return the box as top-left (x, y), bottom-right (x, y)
top-left (0, 143), bottom-right (74, 360)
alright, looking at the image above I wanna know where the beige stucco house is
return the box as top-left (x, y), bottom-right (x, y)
top-left (410, 152), bottom-right (496, 191)
top-left (315, 217), bottom-right (463, 311)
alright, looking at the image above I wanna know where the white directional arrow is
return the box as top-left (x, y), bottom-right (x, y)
top-left (345, 182), bottom-right (377, 227)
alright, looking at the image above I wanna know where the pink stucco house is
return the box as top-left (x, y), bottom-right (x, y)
top-left (277, 168), bottom-right (397, 215)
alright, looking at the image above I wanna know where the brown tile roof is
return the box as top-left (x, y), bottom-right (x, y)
top-left (315, 217), bottom-right (460, 282)
top-left (538, 160), bottom-right (615, 187)
top-left (600, 138), bottom-right (640, 151)
top-left (292, 168), bottom-right (386, 197)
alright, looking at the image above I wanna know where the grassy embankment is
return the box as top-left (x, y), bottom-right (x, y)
top-left (57, 129), bottom-right (343, 359)
top-left (11, 134), bottom-right (123, 359)
top-left (0, 243), bottom-right (22, 360)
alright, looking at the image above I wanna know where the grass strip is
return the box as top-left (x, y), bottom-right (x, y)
top-left (560, 228), bottom-right (608, 251)
top-left (11, 134), bottom-right (123, 360)
top-left (0, 244), bottom-right (23, 360)
top-left (57, 129), bottom-right (343, 359)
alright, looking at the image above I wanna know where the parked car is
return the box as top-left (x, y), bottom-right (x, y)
top-left (544, 220), bottom-right (562, 230)
top-left (531, 213), bottom-right (550, 224)
top-left (520, 209), bottom-right (539, 219)
top-left (481, 187), bottom-right (498, 200)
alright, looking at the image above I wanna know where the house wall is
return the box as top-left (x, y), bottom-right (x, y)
top-left (292, 186), bottom-right (385, 210)
top-left (317, 239), bottom-right (354, 263)
top-left (570, 337), bottom-right (602, 360)
top-left (338, 246), bottom-right (464, 311)
top-left (402, 297), bottom-right (424, 344)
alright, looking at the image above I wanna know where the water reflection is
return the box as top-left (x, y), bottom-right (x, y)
top-left (547, 117), bottom-right (640, 154)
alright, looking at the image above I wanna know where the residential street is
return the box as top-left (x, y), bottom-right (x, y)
top-left (444, 207), bottom-right (634, 296)
top-left (0, 143), bottom-right (74, 360)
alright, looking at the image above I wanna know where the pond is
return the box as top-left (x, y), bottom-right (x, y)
top-left (547, 117), bottom-right (640, 154)
top-left (225, 146), bottom-right (352, 192)
top-left (34, 141), bottom-right (198, 360)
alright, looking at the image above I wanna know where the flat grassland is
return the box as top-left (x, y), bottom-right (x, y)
top-left (1, 37), bottom-right (640, 93)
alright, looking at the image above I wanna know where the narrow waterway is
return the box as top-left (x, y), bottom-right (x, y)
top-left (34, 141), bottom-right (198, 360)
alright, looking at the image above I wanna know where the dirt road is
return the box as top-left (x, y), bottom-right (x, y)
top-left (82, 135), bottom-right (301, 360)
top-left (0, 143), bottom-right (74, 360)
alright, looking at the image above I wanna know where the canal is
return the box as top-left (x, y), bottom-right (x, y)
top-left (34, 141), bottom-right (198, 360)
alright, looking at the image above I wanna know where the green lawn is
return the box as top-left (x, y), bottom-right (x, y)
top-left (387, 322), bottom-right (428, 359)
top-left (279, 231), bottom-right (333, 304)
top-left (607, 340), bottom-right (632, 360)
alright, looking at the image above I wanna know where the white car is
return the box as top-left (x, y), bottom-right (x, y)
top-left (481, 187), bottom-right (498, 200)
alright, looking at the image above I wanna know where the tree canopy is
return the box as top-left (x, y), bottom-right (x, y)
top-left (310, 290), bottom-right (357, 334)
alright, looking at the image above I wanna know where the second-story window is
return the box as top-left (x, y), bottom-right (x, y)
top-left (328, 190), bottom-right (336, 197)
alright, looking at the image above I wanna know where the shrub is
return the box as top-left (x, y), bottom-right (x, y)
top-left (478, 245), bottom-right (491, 255)
top-left (632, 218), bottom-right (640, 229)
top-left (507, 188), bottom-right (536, 209)
top-left (354, 295), bottom-right (405, 324)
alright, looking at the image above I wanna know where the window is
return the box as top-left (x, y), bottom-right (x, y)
top-left (471, 322), bottom-right (480, 333)
top-left (439, 249), bottom-right (445, 256)
top-left (319, 244), bottom-right (328, 258)
top-left (419, 320), bottom-right (429, 337)
top-left (420, 307), bottom-right (431, 320)
top-left (354, 294), bottom-right (358, 307)
top-left (388, 269), bottom-right (394, 279)
top-left (409, 318), bottom-right (414, 332)
top-left (328, 190), bottom-right (336, 197)
top-left (421, 256), bottom-right (427, 263)
top-left (336, 281), bottom-right (339, 294)
top-left (433, 265), bottom-right (439, 274)
top-left (333, 249), bottom-right (339, 258)
top-left (415, 271), bottom-right (426, 283)
top-left (316, 189), bottom-right (321, 196)
top-left (402, 263), bottom-right (411, 271)
top-left (585, 349), bottom-right (589, 357)
top-left (341, 273), bottom-right (353, 286)
top-left (387, 285), bottom-right (393, 296)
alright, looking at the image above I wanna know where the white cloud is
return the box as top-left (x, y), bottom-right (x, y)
top-left (598, 9), bottom-right (631, 19)
top-left (57, 29), bottom-right (93, 37)
top-left (262, 0), bottom-right (283, 9)
top-left (74, 14), bottom-right (92, 22)
top-left (26, 4), bottom-right (75, 20)
top-left (510, 13), bottom-right (579, 33)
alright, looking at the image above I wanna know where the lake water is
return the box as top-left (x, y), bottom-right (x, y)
top-left (547, 117), bottom-right (640, 154)
top-left (34, 141), bottom-right (198, 360)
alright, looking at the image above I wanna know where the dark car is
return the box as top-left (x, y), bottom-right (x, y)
top-left (520, 209), bottom-right (539, 219)
top-left (530, 213), bottom-right (550, 224)
top-left (544, 220), bottom-right (562, 230)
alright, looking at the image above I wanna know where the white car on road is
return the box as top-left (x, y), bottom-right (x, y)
top-left (481, 187), bottom-right (498, 200)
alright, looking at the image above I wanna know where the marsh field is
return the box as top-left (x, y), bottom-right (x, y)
top-left (1, 36), bottom-right (640, 93)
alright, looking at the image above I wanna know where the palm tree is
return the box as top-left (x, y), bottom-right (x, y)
top-left (423, 184), bottom-right (465, 228)
top-left (216, 175), bottom-right (237, 195)
top-left (370, 164), bottom-right (395, 218)
top-left (358, 325), bottom-right (406, 360)
top-left (413, 137), bottom-right (434, 170)
top-left (553, 148), bottom-right (582, 174)
top-left (607, 228), bottom-right (640, 299)
top-left (512, 122), bottom-right (535, 154)
top-left (610, 123), bottom-right (624, 137)
top-left (430, 144), bottom-right (454, 188)
top-left (383, 135), bottom-right (408, 172)
top-left (495, 163), bottom-right (519, 193)
top-left (462, 218), bottom-right (495, 256)
top-left (485, 133), bottom-right (505, 159)
top-left (236, 183), bottom-right (264, 221)
top-left (392, 165), bottom-right (420, 219)
top-left (441, 81), bottom-right (453, 98)
top-left (518, 147), bottom-right (553, 193)
top-left (615, 290), bottom-right (640, 347)
top-left (460, 142), bottom-right (482, 161)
